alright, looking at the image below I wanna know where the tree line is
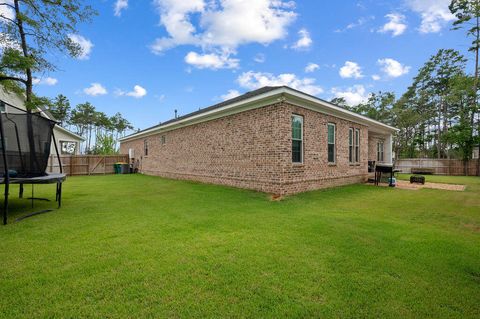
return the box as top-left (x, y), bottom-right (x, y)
top-left (330, 1), bottom-right (480, 175)
top-left (332, 49), bottom-right (478, 162)
top-left (46, 95), bottom-right (133, 154)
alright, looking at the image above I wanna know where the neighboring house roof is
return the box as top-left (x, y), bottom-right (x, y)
top-left (37, 106), bottom-right (57, 122)
top-left (0, 85), bottom-right (84, 142)
top-left (54, 125), bottom-right (86, 142)
top-left (121, 86), bottom-right (398, 142)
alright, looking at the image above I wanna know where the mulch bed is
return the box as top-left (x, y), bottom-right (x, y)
top-left (369, 180), bottom-right (466, 191)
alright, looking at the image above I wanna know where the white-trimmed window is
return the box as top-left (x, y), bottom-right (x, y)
top-left (355, 129), bottom-right (360, 163)
top-left (60, 141), bottom-right (77, 155)
top-left (377, 141), bottom-right (384, 162)
top-left (144, 139), bottom-right (148, 156)
top-left (348, 128), bottom-right (354, 163)
top-left (292, 114), bottom-right (303, 163)
top-left (327, 123), bottom-right (336, 163)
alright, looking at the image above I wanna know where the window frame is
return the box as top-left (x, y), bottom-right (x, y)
top-left (355, 128), bottom-right (360, 163)
top-left (161, 135), bottom-right (166, 145)
top-left (348, 128), bottom-right (354, 163)
top-left (291, 114), bottom-right (304, 164)
top-left (377, 141), bottom-right (384, 162)
top-left (144, 139), bottom-right (148, 156)
top-left (60, 140), bottom-right (77, 155)
top-left (327, 123), bottom-right (336, 164)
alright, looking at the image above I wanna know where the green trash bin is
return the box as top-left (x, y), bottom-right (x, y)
top-left (114, 163), bottom-right (121, 174)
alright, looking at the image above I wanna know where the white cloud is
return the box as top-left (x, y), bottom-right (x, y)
top-left (378, 58), bottom-right (410, 78)
top-left (220, 89), bottom-right (241, 101)
top-left (69, 34), bottom-right (93, 60)
top-left (372, 74), bottom-right (381, 81)
top-left (0, 0), bottom-right (14, 22)
top-left (237, 71), bottom-right (323, 96)
top-left (84, 83), bottom-right (107, 96)
top-left (151, 0), bottom-right (296, 54)
top-left (331, 85), bottom-right (369, 106)
top-left (335, 16), bottom-right (375, 33)
top-left (115, 85), bottom-right (147, 98)
top-left (339, 61), bottom-right (363, 79)
top-left (114, 0), bottom-right (128, 17)
top-left (305, 63), bottom-right (319, 73)
top-left (405, 0), bottom-right (454, 33)
top-left (33, 77), bottom-right (58, 86)
top-left (254, 53), bottom-right (266, 63)
top-left (291, 28), bottom-right (312, 50)
top-left (379, 13), bottom-right (407, 37)
top-left (185, 51), bottom-right (239, 69)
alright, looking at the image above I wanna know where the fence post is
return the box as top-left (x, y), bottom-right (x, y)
top-left (70, 155), bottom-right (73, 176)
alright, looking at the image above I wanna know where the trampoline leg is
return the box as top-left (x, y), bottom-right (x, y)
top-left (3, 183), bottom-right (9, 225)
top-left (19, 183), bottom-right (24, 198)
top-left (55, 183), bottom-right (59, 202)
top-left (31, 185), bottom-right (34, 209)
top-left (58, 183), bottom-right (62, 209)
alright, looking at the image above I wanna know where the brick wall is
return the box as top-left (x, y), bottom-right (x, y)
top-left (120, 102), bottom-right (370, 195)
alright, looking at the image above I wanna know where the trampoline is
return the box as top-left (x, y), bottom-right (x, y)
top-left (0, 100), bottom-right (66, 224)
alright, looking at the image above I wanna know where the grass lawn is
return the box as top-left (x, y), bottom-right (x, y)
top-left (0, 174), bottom-right (479, 318)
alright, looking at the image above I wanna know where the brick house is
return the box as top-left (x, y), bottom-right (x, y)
top-left (120, 86), bottom-right (397, 195)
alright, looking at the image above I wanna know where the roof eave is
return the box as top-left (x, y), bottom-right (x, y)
top-left (120, 86), bottom-right (399, 142)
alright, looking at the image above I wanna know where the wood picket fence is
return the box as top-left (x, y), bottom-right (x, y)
top-left (47, 154), bottom-right (129, 176)
top-left (395, 158), bottom-right (479, 176)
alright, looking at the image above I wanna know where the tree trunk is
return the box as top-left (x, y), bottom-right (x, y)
top-left (475, 15), bottom-right (480, 176)
top-left (14, 0), bottom-right (38, 172)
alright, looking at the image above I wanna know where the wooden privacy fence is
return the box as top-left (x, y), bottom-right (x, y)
top-left (47, 155), bottom-right (129, 176)
top-left (395, 158), bottom-right (479, 176)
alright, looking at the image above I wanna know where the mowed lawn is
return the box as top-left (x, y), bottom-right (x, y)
top-left (0, 174), bottom-right (479, 318)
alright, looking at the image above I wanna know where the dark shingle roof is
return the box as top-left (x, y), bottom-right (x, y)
top-left (126, 86), bottom-right (282, 137)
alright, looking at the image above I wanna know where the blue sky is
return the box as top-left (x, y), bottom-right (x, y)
top-left (29, 0), bottom-right (469, 131)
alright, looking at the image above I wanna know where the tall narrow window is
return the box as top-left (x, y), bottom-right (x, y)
top-left (327, 123), bottom-right (336, 163)
top-left (348, 128), bottom-right (354, 163)
top-left (355, 129), bottom-right (360, 163)
top-left (292, 115), bottom-right (303, 163)
top-left (144, 140), bottom-right (148, 156)
top-left (377, 141), bottom-right (384, 162)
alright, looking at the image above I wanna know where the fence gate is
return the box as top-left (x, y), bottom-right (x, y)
top-left (48, 155), bottom-right (129, 176)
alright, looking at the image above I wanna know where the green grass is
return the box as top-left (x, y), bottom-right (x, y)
top-left (0, 174), bottom-right (479, 318)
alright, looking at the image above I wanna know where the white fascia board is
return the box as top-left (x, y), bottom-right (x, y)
top-left (120, 86), bottom-right (399, 142)
top-left (281, 88), bottom-right (399, 133)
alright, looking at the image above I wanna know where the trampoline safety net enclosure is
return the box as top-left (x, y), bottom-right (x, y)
top-left (0, 100), bottom-right (66, 225)
top-left (1, 113), bottom-right (55, 177)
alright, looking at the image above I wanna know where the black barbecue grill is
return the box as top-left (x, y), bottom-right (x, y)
top-left (375, 163), bottom-right (397, 187)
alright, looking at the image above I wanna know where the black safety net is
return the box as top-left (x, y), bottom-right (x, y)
top-left (0, 112), bottom-right (56, 178)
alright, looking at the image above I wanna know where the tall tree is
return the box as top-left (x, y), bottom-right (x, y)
top-left (70, 102), bottom-right (96, 152)
top-left (0, 0), bottom-right (96, 108)
top-left (350, 92), bottom-right (396, 124)
top-left (403, 49), bottom-right (466, 158)
top-left (450, 0), bottom-right (480, 173)
top-left (443, 75), bottom-right (480, 173)
top-left (49, 94), bottom-right (70, 126)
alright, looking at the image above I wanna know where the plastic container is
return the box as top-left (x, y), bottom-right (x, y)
top-left (120, 164), bottom-right (130, 174)
top-left (113, 163), bottom-right (122, 174)
top-left (388, 177), bottom-right (396, 187)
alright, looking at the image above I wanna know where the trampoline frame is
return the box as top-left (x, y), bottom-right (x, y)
top-left (0, 100), bottom-right (66, 225)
